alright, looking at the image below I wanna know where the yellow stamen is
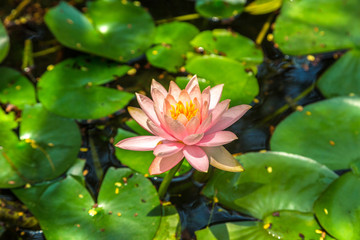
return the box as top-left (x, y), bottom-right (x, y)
top-left (170, 101), bottom-right (198, 121)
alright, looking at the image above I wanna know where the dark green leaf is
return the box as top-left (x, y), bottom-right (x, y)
top-left (195, 0), bottom-right (246, 19)
top-left (0, 21), bottom-right (9, 63)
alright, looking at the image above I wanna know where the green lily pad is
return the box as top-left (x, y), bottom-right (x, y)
top-left (0, 104), bottom-right (81, 188)
top-left (38, 57), bottom-right (133, 119)
top-left (146, 22), bottom-right (199, 72)
top-left (196, 211), bottom-right (331, 240)
top-left (114, 128), bottom-right (191, 176)
top-left (154, 204), bottom-right (181, 240)
top-left (318, 49), bottom-right (360, 98)
top-left (271, 97), bottom-right (360, 170)
top-left (0, 21), bottom-right (9, 63)
top-left (175, 76), bottom-right (210, 91)
top-left (314, 171), bottom-right (360, 240)
top-left (190, 29), bottom-right (263, 66)
top-left (13, 168), bottom-right (162, 240)
top-left (0, 67), bottom-right (36, 109)
top-left (202, 152), bottom-right (337, 219)
top-left (273, 0), bottom-right (359, 55)
top-left (195, 0), bottom-right (246, 19)
top-left (45, 1), bottom-right (155, 62)
top-left (185, 55), bottom-right (259, 105)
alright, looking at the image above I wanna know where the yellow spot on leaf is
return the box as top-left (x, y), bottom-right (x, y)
top-left (18, 212), bottom-right (24, 216)
top-left (8, 181), bottom-right (15, 185)
top-left (76, 43), bottom-right (82, 48)
top-left (88, 209), bottom-right (98, 216)
top-left (117, 212), bottom-right (122, 217)
top-left (80, 147), bottom-right (88, 152)
top-left (306, 111), bottom-right (312, 116)
top-left (152, 50), bottom-right (158, 55)
top-left (48, 142), bottom-right (54, 147)
top-left (259, 149), bottom-right (267, 153)
top-left (267, 34), bottom-right (274, 41)
top-left (267, 166), bottom-right (273, 173)
top-left (25, 183), bottom-right (31, 188)
top-left (115, 188), bottom-right (119, 194)
top-left (315, 229), bottom-right (323, 234)
top-left (115, 182), bottom-right (122, 187)
top-left (83, 169), bottom-right (89, 176)
top-left (296, 106), bottom-right (304, 112)
top-left (127, 68), bottom-right (137, 76)
top-left (329, 140), bottom-right (335, 146)
top-left (79, 194), bottom-right (84, 198)
top-left (307, 55), bottom-right (315, 61)
top-left (324, 208), bottom-right (328, 215)
top-left (133, 1), bottom-right (141, 6)
top-left (47, 65), bottom-right (54, 71)
top-left (66, 19), bottom-right (74, 24)
top-left (15, 85), bottom-right (21, 90)
top-left (263, 223), bottom-right (271, 229)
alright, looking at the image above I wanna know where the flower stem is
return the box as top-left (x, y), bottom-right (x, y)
top-left (158, 160), bottom-right (184, 200)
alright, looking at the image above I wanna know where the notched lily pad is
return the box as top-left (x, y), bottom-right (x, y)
top-left (0, 104), bottom-right (81, 188)
top-left (271, 97), bottom-right (360, 170)
top-left (0, 67), bottom-right (36, 109)
top-left (45, 1), bottom-right (155, 62)
top-left (202, 152), bottom-right (337, 219)
top-left (314, 171), bottom-right (360, 240)
top-left (191, 29), bottom-right (263, 66)
top-left (146, 22), bottom-right (199, 72)
top-left (185, 55), bottom-right (259, 105)
top-left (13, 168), bottom-right (162, 240)
top-left (195, 0), bottom-right (246, 19)
top-left (38, 57), bottom-right (134, 119)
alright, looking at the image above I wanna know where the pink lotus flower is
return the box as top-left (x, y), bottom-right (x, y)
top-left (116, 76), bottom-right (251, 175)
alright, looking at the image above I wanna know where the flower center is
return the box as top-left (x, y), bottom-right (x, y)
top-left (170, 101), bottom-right (198, 121)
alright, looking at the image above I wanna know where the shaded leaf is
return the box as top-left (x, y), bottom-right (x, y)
top-left (195, 0), bottom-right (246, 19)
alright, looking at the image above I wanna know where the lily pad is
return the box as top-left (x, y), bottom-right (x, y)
top-left (38, 57), bottom-right (134, 119)
top-left (45, 1), bottom-right (155, 62)
top-left (154, 204), bottom-right (181, 240)
top-left (318, 49), bottom-right (360, 98)
top-left (0, 67), bottom-right (36, 109)
top-left (114, 128), bottom-right (192, 176)
top-left (314, 171), bottom-right (360, 240)
top-left (0, 104), bottom-right (81, 188)
top-left (146, 22), bottom-right (199, 72)
top-left (185, 55), bottom-right (259, 105)
top-left (274, 0), bottom-right (359, 55)
top-left (196, 211), bottom-right (330, 240)
top-left (0, 21), bottom-right (9, 63)
top-left (271, 97), bottom-right (360, 170)
top-left (202, 152), bottom-right (337, 219)
top-left (13, 168), bottom-right (162, 240)
top-left (190, 29), bottom-right (263, 66)
top-left (195, 0), bottom-right (246, 19)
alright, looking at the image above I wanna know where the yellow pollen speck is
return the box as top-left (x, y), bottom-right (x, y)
top-left (115, 182), bottom-right (122, 187)
top-left (48, 142), bottom-right (54, 147)
top-left (162, 201), bottom-right (171, 206)
top-left (324, 208), bottom-right (328, 215)
top-left (133, 1), bottom-right (141, 6)
top-left (76, 224), bottom-right (80, 228)
top-left (306, 111), bottom-right (312, 116)
top-left (76, 43), bottom-right (82, 48)
top-left (8, 181), bottom-right (15, 185)
top-left (144, 174), bottom-right (149, 177)
top-left (296, 106), bottom-right (304, 112)
top-left (67, 19), bottom-right (74, 24)
top-left (152, 50), bottom-right (158, 55)
top-left (127, 68), bottom-right (137, 75)
top-left (170, 101), bottom-right (198, 121)
top-left (88, 209), bottom-right (98, 216)
top-left (20, 232), bottom-right (25, 236)
top-left (315, 229), bottom-right (323, 234)
top-left (263, 223), bottom-right (271, 229)
top-left (267, 166), bottom-right (273, 173)
top-left (83, 169), bottom-right (89, 176)
top-left (253, 98), bottom-right (259, 104)
top-left (121, 0), bottom-right (127, 4)
top-left (87, 82), bottom-right (93, 87)
top-left (25, 183), bottom-right (31, 188)
top-left (47, 65), bottom-right (54, 71)
top-left (115, 188), bottom-right (120, 194)
top-left (329, 140), bottom-right (335, 146)
top-left (259, 149), bottom-right (267, 153)
top-left (80, 147), bottom-right (88, 152)
top-left (117, 212), bottom-right (122, 216)
top-left (15, 85), bottom-right (21, 90)
top-left (18, 212), bottom-right (24, 216)
top-left (267, 34), bottom-right (274, 41)
top-left (307, 55), bottom-right (315, 61)
top-left (213, 196), bottom-right (219, 203)
top-left (79, 194), bottom-right (84, 198)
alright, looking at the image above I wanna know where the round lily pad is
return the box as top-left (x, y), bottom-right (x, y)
top-left (274, 0), bottom-right (359, 55)
top-left (146, 22), bottom-right (199, 72)
top-left (190, 29), bottom-right (263, 66)
top-left (0, 104), bottom-right (81, 188)
top-left (13, 168), bottom-right (162, 240)
top-left (202, 152), bottom-right (337, 219)
top-left (195, 0), bottom-right (246, 19)
top-left (318, 49), bottom-right (360, 98)
top-left (0, 67), bottom-right (36, 109)
top-left (271, 97), bottom-right (360, 170)
top-left (196, 211), bottom-right (331, 240)
top-left (185, 55), bottom-right (259, 105)
top-left (153, 204), bottom-right (181, 240)
top-left (38, 57), bottom-right (134, 119)
top-left (0, 21), bottom-right (9, 63)
top-left (45, 1), bottom-right (155, 62)
top-left (314, 171), bottom-right (360, 240)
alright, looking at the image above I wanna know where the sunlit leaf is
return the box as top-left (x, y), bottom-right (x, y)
top-left (244, 0), bottom-right (282, 15)
top-left (314, 172), bottom-right (360, 240)
top-left (146, 22), bottom-right (199, 72)
top-left (45, 1), bottom-right (155, 62)
top-left (274, 0), bottom-right (359, 55)
top-left (271, 97), bottom-right (360, 170)
top-left (190, 29), bottom-right (263, 67)
top-left (0, 67), bottom-right (36, 109)
top-left (0, 21), bottom-right (9, 63)
top-left (154, 204), bottom-right (181, 240)
top-left (195, 0), bottom-right (246, 19)
top-left (185, 55), bottom-right (259, 105)
top-left (38, 57), bottom-right (133, 120)
top-left (318, 49), bottom-right (360, 98)
top-left (202, 152), bottom-right (337, 219)
top-left (13, 168), bottom-right (162, 240)
top-left (0, 104), bottom-right (81, 188)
